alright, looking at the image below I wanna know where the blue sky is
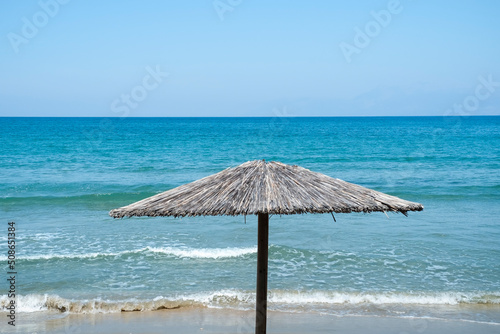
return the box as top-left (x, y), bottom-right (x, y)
top-left (1, 0), bottom-right (499, 117)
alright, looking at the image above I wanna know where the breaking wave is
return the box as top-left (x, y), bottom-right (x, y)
top-left (0, 246), bottom-right (257, 261)
top-left (0, 294), bottom-right (201, 313)
top-left (146, 246), bottom-right (257, 259)
top-left (2, 290), bottom-right (499, 314)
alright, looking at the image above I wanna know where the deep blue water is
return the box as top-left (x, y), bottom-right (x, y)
top-left (1, 116), bottom-right (499, 321)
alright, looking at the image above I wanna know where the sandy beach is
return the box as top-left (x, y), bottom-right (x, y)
top-left (5, 307), bottom-right (499, 334)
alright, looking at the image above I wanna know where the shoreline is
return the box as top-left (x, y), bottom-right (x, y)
top-left (4, 307), bottom-right (500, 334)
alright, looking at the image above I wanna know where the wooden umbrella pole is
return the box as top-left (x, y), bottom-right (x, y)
top-left (255, 212), bottom-right (269, 334)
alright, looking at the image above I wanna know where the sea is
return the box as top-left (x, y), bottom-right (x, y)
top-left (1, 116), bottom-right (499, 327)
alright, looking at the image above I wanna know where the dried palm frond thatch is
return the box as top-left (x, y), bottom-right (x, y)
top-left (109, 159), bottom-right (423, 334)
top-left (109, 160), bottom-right (423, 218)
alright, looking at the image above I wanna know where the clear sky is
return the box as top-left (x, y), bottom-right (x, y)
top-left (1, 0), bottom-right (499, 117)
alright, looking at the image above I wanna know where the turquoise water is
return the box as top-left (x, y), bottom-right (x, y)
top-left (1, 117), bottom-right (499, 322)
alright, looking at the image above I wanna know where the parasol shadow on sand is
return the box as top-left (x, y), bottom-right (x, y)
top-left (110, 160), bottom-right (423, 334)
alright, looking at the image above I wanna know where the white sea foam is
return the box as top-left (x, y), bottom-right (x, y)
top-left (266, 290), bottom-right (495, 305)
top-left (186, 290), bottom-right (500, 307)
top-left (0, 249), bottom-right (136, 261)
top-left (0, 294), bottom-right (201, 314)
top-left (0, 246), bottom-right (257, 261)
top-left (145, 246), bottom-right (257, 259)
top-left (1, 290), bottom-right (499, 315)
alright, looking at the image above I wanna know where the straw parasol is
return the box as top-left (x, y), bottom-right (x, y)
top-left (110, 160), bottom-right (423, 334)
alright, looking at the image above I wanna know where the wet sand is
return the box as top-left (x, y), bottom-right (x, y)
top-left (5, 307), bottom-right (500, 334)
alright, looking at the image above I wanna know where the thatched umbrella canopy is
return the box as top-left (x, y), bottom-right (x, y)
top-left (110, 160), bottom-right (422, 218)
top-left (110, 160), bottom-right (423, 334)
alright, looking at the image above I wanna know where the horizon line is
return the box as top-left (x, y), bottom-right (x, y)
top-left (1, 115), bottom-right (499, 118)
